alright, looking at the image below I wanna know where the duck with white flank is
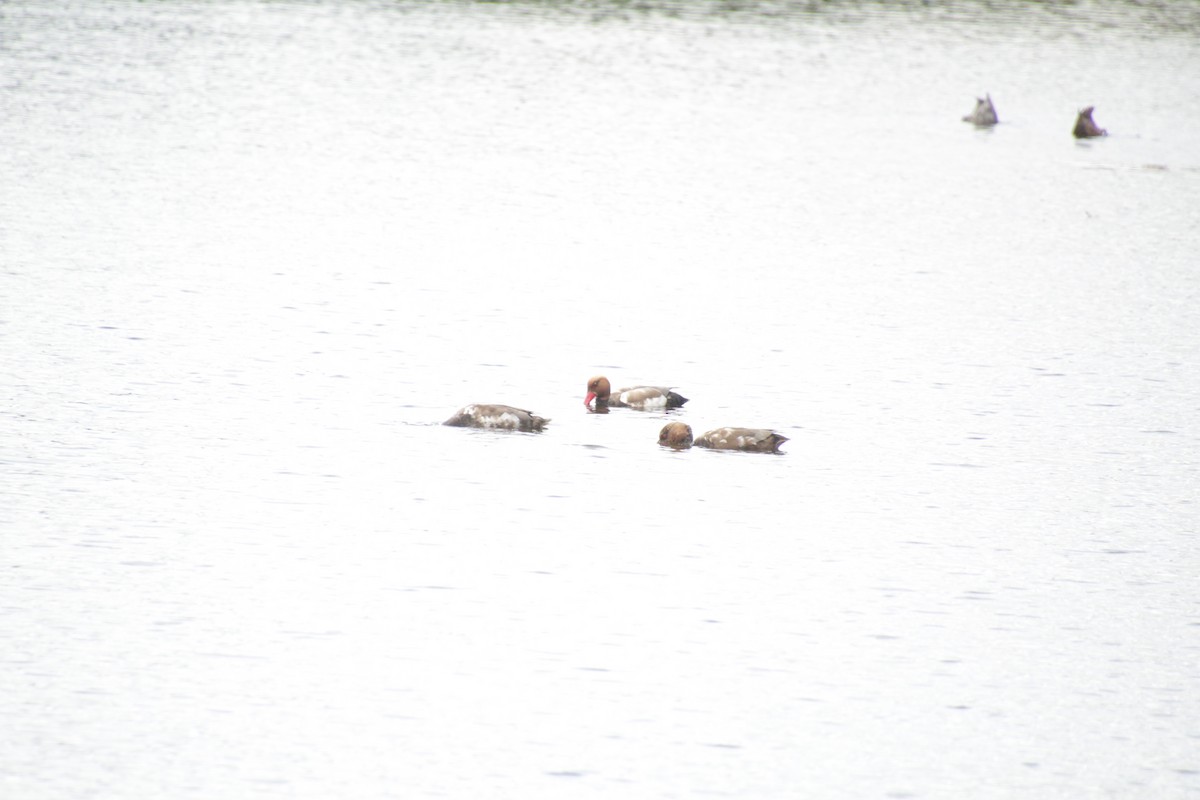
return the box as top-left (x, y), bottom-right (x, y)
top-left (585, 375), bottom-right (688, 412)
top-left (658, 422), bottom-right (787, 454)
top-left (444, 404), bottom-right (549, 432)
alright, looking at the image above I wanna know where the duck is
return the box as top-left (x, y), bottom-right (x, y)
top-left (658, 422), bottom-right (787, 454)
top-left (962, 94), bottom-right (998, 127)
top-left (443, 404), bottom-right (549, 432)
top-left (585, 375), bottom-right (688, 412)
top-left (1073, 106), bottom-right (1107, 138)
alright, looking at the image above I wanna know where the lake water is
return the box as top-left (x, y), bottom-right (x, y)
top-left (2, 1), bottom-right (1199, 797)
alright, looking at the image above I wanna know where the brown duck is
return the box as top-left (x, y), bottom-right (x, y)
top-left (444, 404), bottom-right (549, 432)
top-left (585, 376), bottom-right (688, 411)
top-left (658, 422), bottom-right (787, 454)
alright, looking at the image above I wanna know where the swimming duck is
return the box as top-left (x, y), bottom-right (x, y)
top-left (444, 404), bottom-right (549, 432)
top-left (585, 375), bottom-right (688, 411)
top-left (658, 422), bottom-right (787, 454)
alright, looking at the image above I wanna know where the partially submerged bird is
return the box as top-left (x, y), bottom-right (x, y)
top-left (585, 375), bottom-right (688, 412)
top-left (1073, 106), bottom-right (1107, 138)
top-left (657, 421), bottom-right (694, 449)
top-left (962, 94), bottom-right (998, 127)
top-left (658, 422), bottom-right (787, 454)
top-left (443, 404), bottom-right (549, 432)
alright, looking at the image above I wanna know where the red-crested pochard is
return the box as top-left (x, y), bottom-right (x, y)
top-left (585, 375), bottom-right (688, 411)
top-left (444, 404), bottom-right (549, 432)
top-left (658, 422), bottom-right (787, 454)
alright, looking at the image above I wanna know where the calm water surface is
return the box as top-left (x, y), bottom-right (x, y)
top-left (2, 1), bottom-right (1199, 798)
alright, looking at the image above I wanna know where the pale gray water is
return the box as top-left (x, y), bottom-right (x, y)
top-left (2, 1), bottom-right (1199, 798)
